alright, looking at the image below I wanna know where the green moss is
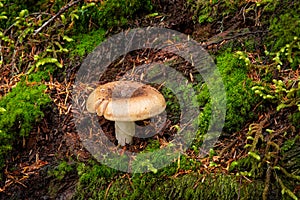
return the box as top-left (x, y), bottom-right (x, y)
top-left (264, 1), bottom-right (300, 69)
top-left (267, 2), bottom-right (300, 51)
top-left (0, 72), bottom-right (51, 172)
top-left (192, 49), bottom-right (260, 140)
top-left (74, 164), bottom-right (265, 200)
top-left (217, 52), bottom-right (259, 133)
top-left (289, 111), bottom-right (300, 131)
top-left (74, 161), bottom-right (119, 199)
top-left (49, 161), bottom-right (75, 181)
top-left (188, 0), bottom-right (243, 24)
top-left (72, 0), bottom-right (152, 33)
top-left (68, 29), bottom-right (106, 58)
top-left (68, 0), bottom-right (153, 56)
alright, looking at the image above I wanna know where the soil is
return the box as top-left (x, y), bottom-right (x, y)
top-left (0, 0), bottom-right (292, 199)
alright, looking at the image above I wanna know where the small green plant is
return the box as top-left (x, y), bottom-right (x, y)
top-left (0, 3), bottom-right (74, 75)
top-left (281, 135), bottom-right (299, 153)
top-left (230, 117), bottom-right (300, 200)
top-left (267, 3), bottom-right (300, 53)
top-left (231, 14), bottom-right (300, 199)
top-left (265, 36), bottom-right (300, 70)
top-left (247, 37), bottom-right (300, 112)
top-left (252, 78), bottom-right (300, 112)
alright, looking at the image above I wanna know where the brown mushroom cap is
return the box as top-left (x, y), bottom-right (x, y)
top-left (86, 81), bottom-right (117, 114)
top-left (86, 81), bottom-right (166, 121)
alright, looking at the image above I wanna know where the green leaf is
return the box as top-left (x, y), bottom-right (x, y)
top-left (63, 35), bottom-right (73, 42)
top-left (277, 103), bottom-right (287, 111)
top-left (146, 12), bottom-right (159, 18)
top-left (148, 166), bottom-right (158, 174)
top-left (81, 3), bottom-right (96, 10)
top-left (273, 166), bottom-right (280, 170)
top-left (71, 13), bottom-right (79, 20)
top-left (229, 161), bottom-right (239, 171)
top-left (0, 16), bottom-right (7, 20)
top-left (209, 161), bottom-right (218, 167)
top-left (19, 9), bottom-right (28, 18)
top-left (240, 171), bottom-right (252, 177)
top-left (61, 14), bottom-right (66, 24)
top-left (246, 136), bottom-right (254, 140)
top-left (248, 151), bottom-right (261, 161)
top-left (35, 58), bottom-right (63, 68)
top-left (266, 129), bottom-right (274, 134)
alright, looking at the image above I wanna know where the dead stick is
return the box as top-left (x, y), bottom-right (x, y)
top-left (203, 30), bottom-right (268, 48)
top-left (34, 0), bottom-right (83, 36)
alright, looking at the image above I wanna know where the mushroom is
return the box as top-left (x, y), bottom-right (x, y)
top-left (86, 81), bottom-right (166, 146)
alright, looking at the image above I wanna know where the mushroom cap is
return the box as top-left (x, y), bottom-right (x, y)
top-left (86, 81), bottom-right (116, 114)
top-left (86, 81), bottom-right (166, 121)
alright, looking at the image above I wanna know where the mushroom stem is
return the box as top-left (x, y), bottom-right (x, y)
top-left (115, 121), bottom-right (135, 146)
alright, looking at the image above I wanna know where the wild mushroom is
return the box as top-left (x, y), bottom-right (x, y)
top-left (86, 81), bottom-right (166, 146)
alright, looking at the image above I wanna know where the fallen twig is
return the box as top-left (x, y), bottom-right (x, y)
top-left (33, 0), bottom-right (84, 36)
top-left (203, 29), bottom-right (268, 48)
top-left (219, 138), bottom-right (239, 157)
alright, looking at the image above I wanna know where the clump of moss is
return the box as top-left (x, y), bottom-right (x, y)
top-left (73, 162), bottom-right (265, 200)
top-left (72, 0), bottom-right (152, 33)
top-left (68, 0), bottom-right (153, 59)
top-left (217, 52), bottom-right (259, 133)
top-left (188, 0), bottom-right (242, 24)
top-left (67, 29), bottom-right (106, 58)
top-left (0, 73), bottom-right (51, 172)
top-left (265, 1), bottom-right (300, 68)
top-left (74, 161), bottom-right (119, 199)
top-left (267, 2), bottom-right (300, 51)
top-left (289, 111), bottom-right (300, 131)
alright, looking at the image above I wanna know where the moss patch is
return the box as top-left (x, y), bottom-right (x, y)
top-left (73, 162), bottom-right (266, 200)
top-left (0, 73), bottom-right (51, 171)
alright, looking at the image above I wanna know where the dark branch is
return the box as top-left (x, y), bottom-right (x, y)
top-left (203, 30), bottom-right (268, 48)
top-left (33, 0), bottom-right (84, 36)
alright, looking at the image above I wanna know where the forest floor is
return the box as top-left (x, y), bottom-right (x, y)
top-left (0, 0), bottom-right (299, 199)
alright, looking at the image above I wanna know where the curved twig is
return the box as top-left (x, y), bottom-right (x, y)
top-left (33, 0), bottom-right (84, 36)
top-left (203, 30), bottom-right (268, 48)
